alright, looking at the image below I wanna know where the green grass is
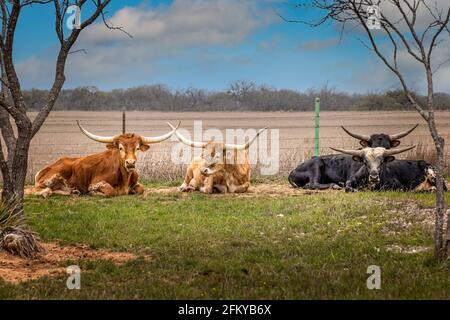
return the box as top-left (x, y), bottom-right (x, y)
top-left (0, 184), bottom-right (449, 299)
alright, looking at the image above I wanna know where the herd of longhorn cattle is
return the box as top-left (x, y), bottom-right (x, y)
top-left (26, 121), bottom-right (447, 198)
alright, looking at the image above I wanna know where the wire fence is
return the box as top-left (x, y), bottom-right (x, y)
top-left (3, 110), bottom-right (449, 183)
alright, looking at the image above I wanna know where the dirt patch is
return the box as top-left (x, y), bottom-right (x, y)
top-left (383, 200), bottom-right (446, 236)
top-left (0, 242), bottom-right (141, 284)
top-left (144, 182), bottom-right (336, 198)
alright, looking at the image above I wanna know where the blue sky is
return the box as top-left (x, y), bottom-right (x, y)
top-left (14, 0), bottom-right (450, 93)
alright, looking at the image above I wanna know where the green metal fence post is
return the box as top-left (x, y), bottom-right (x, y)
top-left (314, 97), bottom-right (320, 157)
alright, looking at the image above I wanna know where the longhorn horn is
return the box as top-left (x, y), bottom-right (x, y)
top-left (224, 127), bottom-right (268, 150)
top-left (142, 121), bottom-right (180, 144)
top-left (167, 122), bottom-right (208, 148)
top-left (330, 147), bottom-right (364, 157)
top-left (389, 124), bottom-right (419, 141)
top-left (383, 145), bottom-right (416, 156)
top-left (77, 121), bottom-right (115, 143)
top-left (341, 126), bottom-right (370, 141)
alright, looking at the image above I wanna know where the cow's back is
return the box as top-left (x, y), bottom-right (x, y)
top-left (69, 150), bottom-right (120, 193)
top-left (381, 160), bottom-right (429, 190)
top-left (35, 157), bottom-right (77, 187)
top-left (321, 155), bottom-right (363, 182)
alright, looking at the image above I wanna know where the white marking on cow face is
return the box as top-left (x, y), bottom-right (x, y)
top-left (117, 141), bottom-right (138, 172)
top-left (356, 147), bottom-right (395, 185)
top-left (118, 143), bottom-right (126, 157)
top-left (203, 145), bottom-right (224, 166)
top-left (425, 166), bottom-right (436, 183)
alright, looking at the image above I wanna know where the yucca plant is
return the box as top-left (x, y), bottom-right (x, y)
top-left (0, 198), bottom-right (42, 259)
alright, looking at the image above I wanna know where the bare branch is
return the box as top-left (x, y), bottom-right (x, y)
top-left (31, 0), bottom-right (112, 136)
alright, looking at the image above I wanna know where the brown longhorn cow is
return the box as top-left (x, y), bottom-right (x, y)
top-left (27, 121), bottom-right (179, 198)
top-left (169, 123), bottom-right (267, 194)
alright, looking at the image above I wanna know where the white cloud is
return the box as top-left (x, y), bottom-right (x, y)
top-left (82, 0), bottom-right (265, 47)
top-left (17, 0), bottom-right (275, 88)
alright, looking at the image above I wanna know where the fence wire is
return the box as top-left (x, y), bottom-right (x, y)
top-left (2, 111), bottom-right (449, 183)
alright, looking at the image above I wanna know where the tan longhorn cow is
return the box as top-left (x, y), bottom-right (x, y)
top-left (168, 123), bottom-right (267, 194)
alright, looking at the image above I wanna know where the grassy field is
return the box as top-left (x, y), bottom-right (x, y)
top-left (0, 181), bottom-right (449, 299)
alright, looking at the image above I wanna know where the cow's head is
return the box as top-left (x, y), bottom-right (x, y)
top-left (77, 121), bottom-right (179, 173)
top-left (330, 146), bottom-right (416, 185)
top-left (168, 123), bottom-right (267, 176)
top-left (341, 124), bottom-right (418, 149)
top-left (424, 165), bottom-right (437, 184)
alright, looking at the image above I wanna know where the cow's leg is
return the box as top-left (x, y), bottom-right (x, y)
top-left (344, 167), bottom-right (370, 192)
top-left (344, 179), bottom-right (357, 192)
top-left (376, 179), bottom-right (404, 191)
top-left (288, 170), bottom-right (310, 188)
top-left (180, 166), bottom-right (196, 192)
top-left (33, 187), bottom-right (53, 199)
top-left (130, 183), bottom-right (145, 195)
top-left (414, 180), bottom-right (435, 192)
top-left (227, 181), bottom-right (250, 193)
top-left (129, 172), bottom-right (145, 195)
top-left (89, 181), bottom-right (118, 197)
top-left (213, 184), bottom-right (228, 193)
top-left (199, 176), bottom-right (214, 194)
top-left (303, 159), bottom-right (339, 190)
top-left (32, 174), bottom-right (75, 198)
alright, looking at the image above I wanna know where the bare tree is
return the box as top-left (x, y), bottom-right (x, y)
top-left (0, 1), bottom-right (116, 212)
top-left (280, 0), bottom-right (450, 259)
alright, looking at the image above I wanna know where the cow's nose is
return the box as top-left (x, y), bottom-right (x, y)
top-left (125, 159), bottom-right (136, 166)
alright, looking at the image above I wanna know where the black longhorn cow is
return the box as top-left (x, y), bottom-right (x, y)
top-left (288, 125), bottom-right (419, 191)
top-left (330, 147), bottom-right (448, 192)
top-left (341, 124), bottom-right (418, 148)
top-left (288, 146), bottom-right (415, 192)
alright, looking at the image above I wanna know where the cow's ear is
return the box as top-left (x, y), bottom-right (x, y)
top-left (140, 144), bottom-right (150, 152)
top-left (106, 143), bottom-right (117, 149)
top-left (359, 140), bottom-right (369, 147)
top-left (352, 155), bottom-right (363, 162)
top-left (385, 156), bottom-right (395, 162)
top-left (391, 140), bottom-right (401, 147)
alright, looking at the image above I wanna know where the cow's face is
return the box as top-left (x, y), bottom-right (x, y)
top-left (170, 124), bottom-right (267, 176)
top-left (342, 125), bottom-right (418, 149)
top-left (332, 145), bottom-right (416, 186)
top-left (200, 143), bottom-right (227, 177)
top-left (425, 165), bottom-right (437, 184)
top-left (364, 134), bottom-right (400, 149)
top-left (77, 121), bottom-right (178, 173)
top-left (352, 148), bottom-right (395, 184)
top-left (108, 134), bottom-right (150, 172)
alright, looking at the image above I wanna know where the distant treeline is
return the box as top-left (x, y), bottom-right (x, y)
top-left (23, 81), bottom-right (450, 111)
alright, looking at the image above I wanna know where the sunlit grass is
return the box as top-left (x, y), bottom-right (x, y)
top-left (0, 187), bottom-right (448, 299)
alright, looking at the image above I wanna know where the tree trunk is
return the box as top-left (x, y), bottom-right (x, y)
top-left (432, 135), bottom-right (445, 259)
top-left (447, 208), bottom-right (450, 257)
top-left (1, 125), bottom-right (31, 214)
